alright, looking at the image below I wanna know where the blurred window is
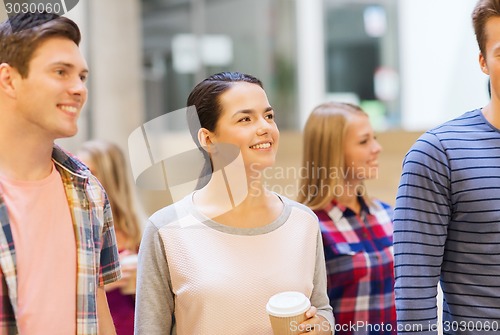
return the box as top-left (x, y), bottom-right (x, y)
top-left (324, 0), bottom-right (400, 129)
top-left (141, 0), bottom-right (299, 130)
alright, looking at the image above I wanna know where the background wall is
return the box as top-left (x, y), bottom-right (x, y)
top-left (399, 0), bottom-right (489, 130)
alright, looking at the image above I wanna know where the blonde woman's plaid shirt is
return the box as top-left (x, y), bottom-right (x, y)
top-left (0, 145), bottom-right (121, 335)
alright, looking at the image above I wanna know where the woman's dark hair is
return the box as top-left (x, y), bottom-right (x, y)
top-left (186, 71), bottom-right (263, 188)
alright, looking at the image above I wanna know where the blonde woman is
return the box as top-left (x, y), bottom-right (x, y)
top-left (77, 140), bottom-right (143, 335)
top-left (298, 102), bottom-right (396, 335)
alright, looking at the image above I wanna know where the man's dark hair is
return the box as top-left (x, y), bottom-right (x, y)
top-left (0, 12), bottom-right (81, 78)
top-left (472, 0), bottom-right (500, 56)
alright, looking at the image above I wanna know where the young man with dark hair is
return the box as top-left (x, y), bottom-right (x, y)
top-left (394, 0), bottom-right (500, 334)
top-left (0, 12), bottom-right (120, 335)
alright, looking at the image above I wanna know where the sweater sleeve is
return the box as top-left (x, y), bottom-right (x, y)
top-left (393, 132), bottom-right (451, 334)
top-left (311, 228), bottom-right (335, 333)
top-left (134, 220), bottom-right (175, 335)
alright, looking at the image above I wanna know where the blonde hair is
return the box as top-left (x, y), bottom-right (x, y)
top-left (78, 140), bottom-right (142, 249)
top-left (297, 102), bottom-right (371, 210)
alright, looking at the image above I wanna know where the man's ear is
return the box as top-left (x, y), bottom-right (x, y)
top-left (0, 63), bottom-right (20, 98)
top-left (479, 52), bottom-right (489, 75)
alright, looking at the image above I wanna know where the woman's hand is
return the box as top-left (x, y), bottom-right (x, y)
top-left (298, 306), bottom-right (332, 334)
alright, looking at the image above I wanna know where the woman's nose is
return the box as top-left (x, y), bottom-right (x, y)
top-left (256, 117), bottom-right (271, 135)
top-left (373, 140), bottom-right (382, 153)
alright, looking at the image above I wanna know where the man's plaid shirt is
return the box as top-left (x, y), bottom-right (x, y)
top-left (0, 145), bottom-right (121, 335)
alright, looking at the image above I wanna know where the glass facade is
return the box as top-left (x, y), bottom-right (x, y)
top-left (141, 0), bottom-right (299, 129)
top-left (141, 0), bottom-right (399, 130)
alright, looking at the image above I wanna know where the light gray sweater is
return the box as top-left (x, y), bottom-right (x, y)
top-left (134, 193), bottom-right (334, 334)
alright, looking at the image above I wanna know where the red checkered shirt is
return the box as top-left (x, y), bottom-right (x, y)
top-left (314, 197), bottom-right (396, 335)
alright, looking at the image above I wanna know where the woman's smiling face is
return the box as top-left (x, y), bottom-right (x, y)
top-left (205, 81), bottom-right (280, 171)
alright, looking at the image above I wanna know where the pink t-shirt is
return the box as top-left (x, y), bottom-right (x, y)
top-left (0, 164), bottom-right (77, 334)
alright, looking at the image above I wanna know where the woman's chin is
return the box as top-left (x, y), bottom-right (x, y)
top-left (247, 161), bottom-right (275, 173)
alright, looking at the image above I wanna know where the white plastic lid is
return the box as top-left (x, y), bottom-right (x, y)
top-left (266, 291), bottom-right (311, 317)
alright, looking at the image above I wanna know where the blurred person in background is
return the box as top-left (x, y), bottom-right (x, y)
top-left (78, 140), bottom-right (143, 335)
top-left (298, 102), bottom-right (396, 335)
top-left (393, 0), bottom-right (500, 333)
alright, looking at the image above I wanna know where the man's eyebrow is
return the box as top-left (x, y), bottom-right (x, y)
top-left (492, 44), bottom-right (500, 54)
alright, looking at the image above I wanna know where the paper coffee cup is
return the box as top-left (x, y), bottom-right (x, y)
top-left (266, 291), bottom-right (311, 335)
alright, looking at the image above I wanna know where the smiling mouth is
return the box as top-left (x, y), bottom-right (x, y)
top-left (59, 105), bottom-right (79, 114)
top-left (249, 142), bottom-right (272, 149)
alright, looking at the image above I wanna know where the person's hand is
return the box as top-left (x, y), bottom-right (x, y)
top-left (298, 306), bottom-right (332, 334)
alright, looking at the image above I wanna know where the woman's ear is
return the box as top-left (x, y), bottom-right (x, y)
top-left (198, 128), bottom-right (216, 153)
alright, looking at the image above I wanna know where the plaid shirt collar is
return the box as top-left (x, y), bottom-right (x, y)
top-left (51, 144), bottom-right (92, 178)
top-left (324, 195), bottom-right (372, 217)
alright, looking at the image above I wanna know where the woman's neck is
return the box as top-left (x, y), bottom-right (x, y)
top-left (196, 169), bottom-right (267, 206)
top-left (193, 171), bottom-right (282, 228)
top-left (337, 180), bottom-right (363, 214)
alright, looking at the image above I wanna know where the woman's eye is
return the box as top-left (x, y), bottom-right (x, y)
top-left (239, 117), bottom-right (251, 122)
top-left (265, 113), bottom-right (274, 120)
